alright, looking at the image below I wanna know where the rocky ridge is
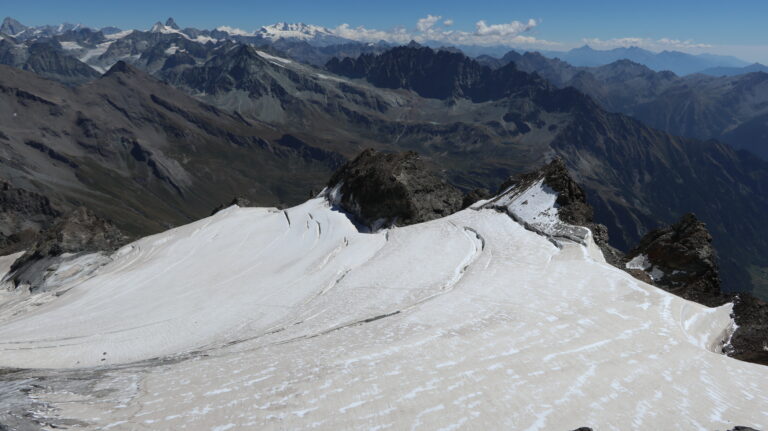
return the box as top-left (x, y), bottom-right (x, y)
top-left (483, 157), bottom-right (768, 366)
top-left (488, 159), bottom-right (623, 265)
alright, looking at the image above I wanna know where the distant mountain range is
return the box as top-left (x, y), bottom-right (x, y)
top-left (484, 52), bottom-right (768, 160)
top-left (2, 15), bottom-right (768, 297)
top-left (1, 16), bottom-right (762, 77)
top-left (2, 30), bottom-right (768, 297)
top-left (700, 63), bottom-right (768, 77)
top-left (534, 45), bottom-right (750, 76)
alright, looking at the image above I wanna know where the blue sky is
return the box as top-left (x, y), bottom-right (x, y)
top-left (5, 0), bottom-right (768, 62)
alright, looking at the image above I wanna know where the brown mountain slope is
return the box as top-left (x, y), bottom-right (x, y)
top-left (0, 62), bottom-right (343, 236)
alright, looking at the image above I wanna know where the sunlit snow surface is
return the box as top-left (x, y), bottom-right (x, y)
top-left (0, 198), bottom-right (766, 430)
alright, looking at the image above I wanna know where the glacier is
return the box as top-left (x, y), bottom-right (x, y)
top-left (0, 193), bottom-right (766, 430)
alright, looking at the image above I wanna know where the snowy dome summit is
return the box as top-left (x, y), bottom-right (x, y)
top-left (257, 22), bottom-right (352, 46)
top-left (0, 154), bottom-right (765, 430)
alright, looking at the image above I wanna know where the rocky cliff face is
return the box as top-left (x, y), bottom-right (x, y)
top-left (326, 149), bottom-right (464, 229)
top-left (326, 45), bottom-right (549, 102)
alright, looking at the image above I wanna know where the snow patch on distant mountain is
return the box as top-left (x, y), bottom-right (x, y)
top-left (150, 21), bottom-right (217, 44)
top-left (257, 22), bottom-right (353, 46)
top-left (59, 41), bottom-right (82, 51)
top-left (104, 29), bottom-right (134, 40)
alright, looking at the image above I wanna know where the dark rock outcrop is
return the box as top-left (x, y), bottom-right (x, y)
top-left (624, 213), bottom-right (722, 307)
top-left (500, 158), bottom-right (594, 226)
top-left (727, 294), bottom-right (768, 366)
top-left (0, 181), bottom-right (62, 255)
top-left (7, 207), bottom-right (128, 290)
top-left (461, 188), bottom-right (491, 209)
top-left (494, 160), bottom-right (767, 367)
top-left (497, 159), bottom-right (622, 265)
top-left (326, 149), bottom-right (463, 229)
top-left (623, 213), bottom-right (768, 366)
top-left (210, 197), bottom-right (255, 215)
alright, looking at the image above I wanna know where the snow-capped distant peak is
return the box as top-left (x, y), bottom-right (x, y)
top-left (165, 17), bottom-right (179, 30)
top-left (257, 22), bottom-right (336, 41)
top-left (150, 21), bottom-right (167, 33)
top-left (255, 22), bottom-right (353, 47)
top-left (148, 21), bottom-right (218, 44)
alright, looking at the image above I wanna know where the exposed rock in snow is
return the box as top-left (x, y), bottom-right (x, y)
top-left (210, 197), bottom-right (255, 215)
top-left (728, 293), bottom-right (768, 365)
top-left (326, 149), bottom-right (464, 229)
top-left (484, 159), bottom-right (622, 264)
top-left (461, 187), bottom-right (491, 209)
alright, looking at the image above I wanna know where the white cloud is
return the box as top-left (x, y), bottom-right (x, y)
top-left (332, 23), bottom-right (413, 44)
top-left (330, 15), bottom-right (557, 48)
top-left (475, 19), bottom-right (537, 37)
top-left (582, 37), bottom-right (712, 51)
top-left (416, 14), bottom-right (442, 32)
top-left (216, 25), bottom-right (254, 36)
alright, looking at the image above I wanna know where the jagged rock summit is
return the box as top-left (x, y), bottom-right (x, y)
top-left (325, 149), bottom-right (464, 229)
top-left (485, 158), bottom-right (622, 264)
top-left (624, 213), bottom-right (722, 306)
top-left (165, 17), bottom-right (180, 30)
top-left (0, 17), bottom-right (26, 36)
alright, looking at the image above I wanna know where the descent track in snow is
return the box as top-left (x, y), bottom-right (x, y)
top-left (0, 197), bottom-right (766, 430)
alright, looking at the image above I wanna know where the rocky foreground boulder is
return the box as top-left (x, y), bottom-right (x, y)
top-left (325, 149), bottom-right (464, 229)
